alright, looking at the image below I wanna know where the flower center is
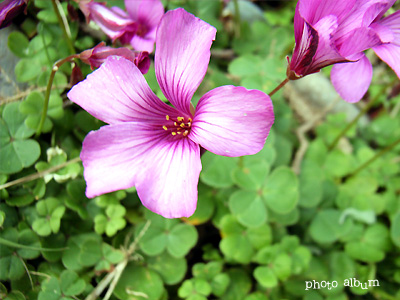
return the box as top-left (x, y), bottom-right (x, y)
top-left (162, 115), bottom-right (192, 137)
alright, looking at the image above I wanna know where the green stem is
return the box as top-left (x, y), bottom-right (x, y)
top-left (36, 55), bottom-right (77, 137)
top-left (269, 78), bottom-right (289, 97)
top-left (51, 0), bottom-right (75, 54)
top-left (0, 156), bottom-right (81, 190)
top-left (350, 138), bottom-right (400, 177)
top-left (233, 0), bottom-right (241, 38)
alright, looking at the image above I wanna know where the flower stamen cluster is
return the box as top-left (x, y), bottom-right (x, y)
top-left (163, 115), bottom-right (192, 137)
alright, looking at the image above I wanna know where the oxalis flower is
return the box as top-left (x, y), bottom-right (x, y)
top-left (331, 0), bottom-right (400, 102)
top-left (77, 0), bottom-right (164, 52)
top-left (287, 0), bottom-right (395, 102)
top-left (67, 8), bottom-right (274, 218)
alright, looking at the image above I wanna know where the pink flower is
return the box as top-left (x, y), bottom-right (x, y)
top-left (288, 0), bottom-right (399, 103)
top-left (0, 0), bottom-right (28, 29)
top-left (78, 0), bottom-right (164, 52)
top-left (331, 0), bottom-right (400, 102)
top-left (67, 9), bottom-right (274, 218)
top-left (79, 42), bottom-right (150, 73)
top-left (288, 0), bottom-right (379, 79)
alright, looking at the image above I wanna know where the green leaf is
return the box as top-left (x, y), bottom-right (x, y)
top-left (220, 234), bottom-right (254, 264)
top-left (114, 265), bottom-right (164, 300)
top-left (194, 278), bottom-right (211, 296)
top-left (263, 166), bottom-right (299, 214)
top-left (3, 102), bottom-right (35, 139)
top-left (167, 223), bottom-right (198, 258)
top-left (272, 253), bottom-right (292, 280)
top-left (15, 59), bottom-right (42, 82)
top-left (222, 269), bottom-right (251, 300)
top-left (229, 190), bottom-right (267, 228)
top-left (17, 229), bottom-right (41, 259)
top-left (391, 212), bottom-right (400, 247)
top-left (211, 273), bottom-right (230, 297)
top-left (228, 55), bottom-right (262, 77)
top-left (254, 266), bottom-right (278, 288)
top-left (8, 32), bottom-right (29, 58)
top-left (79, 238), bottom-right (102, 267)
top-left (310, 209), bottom-right (353, 244)
top-left (38, 277), bottom-right (61, 300)
top-left (0, 255), bottom-right (25, 281)
top-left (299, 160), bottom-right (323, 208)
top-left (60, 270), bottom-right (86, 296)
top-left (5, 291), bottom-right (26, 300)
top-left (200, 152), bottom-right (237, 188)
top-left (232, 160), bottom-right (270, 190)
top-left (148, 252), bottom-right (187, 285)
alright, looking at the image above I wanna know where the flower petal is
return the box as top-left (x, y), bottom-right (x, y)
top-left (155, 8), bottom-right (216, 115)
top-left (81, 122), bottom-right (160, 198)
top-left (125, 0), bottom-right (164, 29)
top-left (130, 27), bottom-right (157, 52)
top-left (190, 86), bottom-right (274, 157)
top-left (299, 0), bottom-right (356, 25)
top-left (373, 43), bottom-right (400, 78)
top-left (136, 137), bottom-right (201, 219)
top-left (67, 56), bottom-right (176, 125)
top-left (331, 55), bottom-right (373, 103)
top-left (375, 10), bottom-right (400, 45)
top-left (81, 122), bottom-right (201, 218)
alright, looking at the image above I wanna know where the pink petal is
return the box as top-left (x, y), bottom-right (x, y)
top-left (67, 56), bottom-right (176, 125)
top-left (88, 2), bottom-right (136, 41)
top-left (130, 28), bottom-right (157, 52)
top-left (376, 10), bottom-right (400, 45)
top-left (299, 0), bottom-right (356, 25)
top-left (155, 8), bottom-right (216, 115)
top-left (337, 27), bottom-right (381, 58)
top-left (125, 0), bottom-right (164, 29)
top-left (331, 55), bottom-right (373, 103)
top-left (190, 86), bottom-right (274, 157)
top-left (373, 43), bottom-right (400, 78)
top-left (136, 137), bottom-right (201, 219)
top-left (81, 123), bottom-right (201, 218)
top-left (308, 15), bottom-right (346, 71)
top-left (81, 122), bottom-right (161, 198)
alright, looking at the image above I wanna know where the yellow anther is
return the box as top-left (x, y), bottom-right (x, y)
top-left (183, 130), bottom-right (189, 136)
top-left (177, 131), bottom-right (182, 135)
top-left (166, 115), bottom-right (170, 120)
top-left (162, 125), bottom-right (168, 131)
top-left (171, 132), bottom-right (177, 136)
top-left (188, 122), bottom-right (191, 127)
top-left (174, 122), bottom-right (178, 126)
top-left (188, 118), bottom-right (192, 122)
top-left (180, 123), bottom-right (185, 128)
top-left (177, 117), bottom-right (184, 122)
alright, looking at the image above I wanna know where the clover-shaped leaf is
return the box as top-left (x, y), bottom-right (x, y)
top-left (0, 103), bottom-right (40, 174)
top-left (32, 198), bottom-right (65, 236)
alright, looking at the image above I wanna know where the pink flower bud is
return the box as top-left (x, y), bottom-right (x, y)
top-left (79, 42), bottom-right (150, 74)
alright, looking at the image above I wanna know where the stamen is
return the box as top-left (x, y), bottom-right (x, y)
top-left (177, 131), bottom-right (182, 135)
top-left (177, 117), bottom-right (184, 122)
top-left (188, 118), bottom-right (192, 122)
top-left (183, 130), bottom-right (189, 136)
top-left (162, 125), bottom-right (168, 131)
top-left (166, 115), bottom-right (170, 120)
top-left (180, 123), bottom-right (185, 128)
top-left (171, 132), bottom-right (177, 136)
top-left (174, 122), bottom-right (178, 126)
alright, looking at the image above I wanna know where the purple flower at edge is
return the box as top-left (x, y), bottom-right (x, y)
top-left (287, 0), bottom-right (399, 103)
top-left (331, 0), bottom-right (400, 103)
top-left (79, 0), bottom-right (164, 52)
top-left (67, 8), bottom-right (274, 219)
top-left (0, 0), bottom-right (28, 29)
